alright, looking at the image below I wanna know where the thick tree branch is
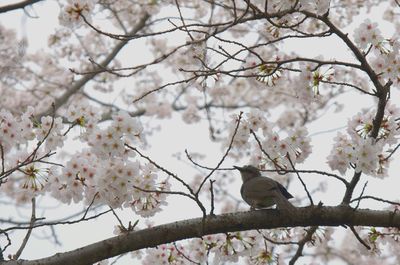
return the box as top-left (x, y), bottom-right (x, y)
top-left (0, 0), bottom-right (43, 13)
top-left (3, 206), bottom-right (400, 265)
top-left (303, 12), bottom-right (384, 95)
top-left (342, 85), bottom-right (390, 205)
top-left (36, 13), bottom-right (150, 119)
top-left (303, 13), bottom-right (394, 205)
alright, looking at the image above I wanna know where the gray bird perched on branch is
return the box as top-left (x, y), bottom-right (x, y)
top-left (234, 165), bottom-right (296, 211)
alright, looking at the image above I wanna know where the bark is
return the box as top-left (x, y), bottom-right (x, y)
top-left (2, 205), bottom-right (400, 265)
top-left (0, 0), bottom-right (43, 14)
top-left (36, 14), bottom-right (150, 119)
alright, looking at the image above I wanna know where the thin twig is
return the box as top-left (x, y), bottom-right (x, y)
top-left (3, 203), bottom-right (111, 233)
top-left (110, 208), bottom-right (125, 229)
top-left (183, 154), bottom-right (348, 186)
top-left (14, 198), bottom-right (36, 259)
top-left (350, 196), bottom-right (400, 206)
top-left (250, 130), bottom-right (285, 170)
top-left (289, 226), bottom-right (318, 265)
top-left (82, 192), bottom-right (99, 220)
top-left (209, 180), bottom-right (216, 216)
top-left (274, 169), bottom-right (348, 186)
top-left (125, 145), bottom-right (208, 215)
top-left (0, 243), bottom-right (3, 261)
top-left (355, 182), bottom-right (368, 209)
top-left (287, 155), bottom-right (314, 206)
top-left (36, 15), bottom-right (150, 119)
top-left (173, 242), bottom-right (200, 265)
top-left (49, 226), bottom-right (61, 246)
top-left (0, 144), bottom-right (4, 174)
top-left (132, 185), bottom-right (196, 201)
top-left (195, 112), bottom-right (243, 196)
top-left (383, 143), bottom-right (400, 161)
top-left (174, 0), bottom-right (194, 41)
top-left (0, 231), bottom-right (11, 259)
top-left (349, 226), bottom-right (371, 250)
top-left (109, 254), bottom-right (127, 265)
top-left (126, 145), bottom-right (195, 196)
top-left (257, 230), bottom-right (298, 245)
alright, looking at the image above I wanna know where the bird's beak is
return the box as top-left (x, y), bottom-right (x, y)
top-left (233, 166), bottom-right (243, 171)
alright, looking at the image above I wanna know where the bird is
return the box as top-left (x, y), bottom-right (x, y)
top-left (234, 165), bottom-right (295, 211)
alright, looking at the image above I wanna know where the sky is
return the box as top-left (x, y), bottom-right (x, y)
top-left (0, 1), bottom-right (399, 264)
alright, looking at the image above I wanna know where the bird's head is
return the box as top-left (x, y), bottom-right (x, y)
top-left (234, 165), bottom-right (261, 182)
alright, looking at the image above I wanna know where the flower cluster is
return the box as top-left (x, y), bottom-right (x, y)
top-left (370, 39), bottom-right (400, 86)
top-left (182, 104), bottom-right (201, 124)
top-left (296, 63), bottom-right (335, 101)
top-left (261, 127), bottom-right (312, 169)
top-left (226, 110), bottom-right (270, 150)
top-left (299, 0), bottom-right (331, 16)
top-left (142, 244), bottom-right (186, 265)
top-left (1, 108), bottom-right (64, 156)
top-left (48, 157), bottom-right (86, 204)
top-left (96, 159), bottom-right (139, 209)
top-left (211, 232), bottom-right (257, 264)
top-left (87, 110), bottom-right (143, 158)
top-left (47, 149), bottom-right (170, 216)
top-left (128, 163), bottom-right (170, 217)
top-left (354, 19), bottom-right (385, 51)
top-left (59, 0), bottom-right (94, 27)
top-left (0, 108), bottom-right (76, 203)
top-left (267, 0), bottom-right (330, 16)
top-left (327, 103), bottom-right (400, 177)
top-left (327, 134), bottom-right (384, 176)
top-left (0, 107), bottom-right (34, 154)
top-left (1, 100), bottom-right (170, 217)
top-left (186, 235), bottom-right (224, 264)
top-left (226, 110), bottom-right (312, 169)
top-left (141, 231), bottom-right (281, 264)
top-left (37, 116), bottom-right (65, 152)
top-left (65, 101), bottom-right (101, 131)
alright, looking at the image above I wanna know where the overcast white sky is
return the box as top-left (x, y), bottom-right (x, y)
top-left (1, 1), bottom-right (399, 264)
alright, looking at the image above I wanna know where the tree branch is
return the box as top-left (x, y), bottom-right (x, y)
top-left (36, 13), bottom-right (150, 119)
top-left (13, 198), bottom-right (36, 259)
top-left (0, 0), bottom-right (43, 13)
top-left (3, 206), bottom-right (400, 265)
top-left (289, 226), bottom-right (318, 265)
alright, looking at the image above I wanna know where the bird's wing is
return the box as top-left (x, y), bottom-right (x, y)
top-left (247, 177), bottom-right (278, 191)
top-left (243, 177), bottom-right (293, 198)
top-left (241, 177), bottom-right (296, 210)
top-left (242, 177), bottom-right (277, 194)
top-left (277, 182), bottom-right (294, 199)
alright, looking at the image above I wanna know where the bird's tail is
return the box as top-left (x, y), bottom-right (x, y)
top-left (273, 190), bottom-right (296, 211)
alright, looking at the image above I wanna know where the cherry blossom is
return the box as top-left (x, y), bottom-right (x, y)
top-left (1, 1), bottom-right (400, 265)
top-left (59, 0), bottom-right (94, 27)
top-left (353, 19), bottom-right (384, 51)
